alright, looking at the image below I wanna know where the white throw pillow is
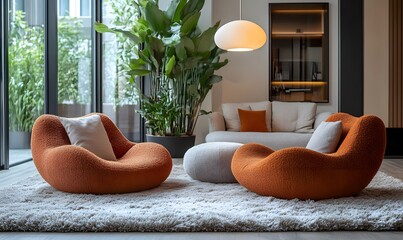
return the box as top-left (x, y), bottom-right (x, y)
top-left (59, 115), bottom-right (117, 160)
top-left (306, 121), bottom-right (342, 153)
top-left (272, 101), bottom-right (317, 133)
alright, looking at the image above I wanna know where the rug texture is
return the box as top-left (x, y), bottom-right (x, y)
top-left (0, 163), bottom-right (403, 232)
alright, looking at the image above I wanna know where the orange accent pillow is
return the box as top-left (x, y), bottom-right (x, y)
top-left (238, 109), bottom-right (269, 132)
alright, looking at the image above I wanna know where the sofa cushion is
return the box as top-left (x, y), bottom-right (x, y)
top-left (222, 101), bottom-right (272, 131)
top-left (59, 115), bottom-right (117, 161)
top-left (306, 120), bottom-right (342, 153)
top-left (272, 101), bottom-right (317, 133)
top-left (238, 109), bottom-right (269, 132)
top-left (206, 131), bottom-right (312, 150)
top-left (222, 103), bottom-right (250, 131)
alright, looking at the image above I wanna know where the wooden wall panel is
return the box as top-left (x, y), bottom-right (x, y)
top-left (390, 0), bottom-right (403, 127)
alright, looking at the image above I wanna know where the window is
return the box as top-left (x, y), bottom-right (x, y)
top-left (8, 0), bottom-right (45, 166)
top-left (101, 0), bottom-right (141, 142)
top-left (0, 0), bottom-right (143, 170)
top-left (59, 0), bottom-right (69, 16)
top-left (80, 0), bottom-right (90, 16)
top-left (57, 0), bottom-right (92, 117)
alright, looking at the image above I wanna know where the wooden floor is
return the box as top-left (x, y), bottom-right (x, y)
top-left (0, 159), bottom-right (402, 240)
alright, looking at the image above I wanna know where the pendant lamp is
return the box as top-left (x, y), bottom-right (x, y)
top-left (214, 0), bottom-right (266, 51)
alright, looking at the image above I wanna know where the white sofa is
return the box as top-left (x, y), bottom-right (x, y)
top-left (205, 101), bottom-right (332, 150)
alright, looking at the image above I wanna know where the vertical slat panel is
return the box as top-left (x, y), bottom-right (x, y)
top-left (396, 0), bottom-right (399, 127)
top-left (395, 1), bottom-right (402, 127)
top-left (388, 0), bottom-right (395, 127)
top-left (394, 0), bottom-right (398, 127)
top-left (401, 1), bottom-right (403, 127)
top-left (389, 0), bottom-right (403, 127)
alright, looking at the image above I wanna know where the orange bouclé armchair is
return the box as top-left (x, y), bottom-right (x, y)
top-left (231, 113), bottom-right (386, 200)
top-left (31, 114), bottom-right (172, 194)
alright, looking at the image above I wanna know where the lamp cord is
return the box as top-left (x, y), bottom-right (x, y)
top-left (239, 0), bottom-right (242, 20)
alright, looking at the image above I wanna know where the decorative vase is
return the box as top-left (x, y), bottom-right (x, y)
top-left (146, 135), bottom-right (195, 158)
top-left (9, 131), bottom-right (31, 149)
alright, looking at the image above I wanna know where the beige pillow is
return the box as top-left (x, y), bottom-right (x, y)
top-left (59, 115), bottom-right (117, 161)
top-left (306, 121), bottom-right (342, 153)
top-left (222, 103), bottom-right (250, 131)
top-left (272, 101), bottom-right (317, 133)
top-left (222, 101), bottom-right (272, 131)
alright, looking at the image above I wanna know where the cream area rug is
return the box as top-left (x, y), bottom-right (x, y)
top-left (0, 162), bottom-right (403, 232)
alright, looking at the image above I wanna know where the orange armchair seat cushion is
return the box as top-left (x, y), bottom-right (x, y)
top-left (31, 113), bottom-right (172, 194)
top-left (231, 113), bottom-right (386, 200)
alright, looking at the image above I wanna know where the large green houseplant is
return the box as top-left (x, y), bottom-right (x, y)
top-left (95, 0), bottom-right (228, 144)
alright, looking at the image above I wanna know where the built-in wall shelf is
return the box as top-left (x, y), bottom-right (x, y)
top-left (269, 3), bottom-right (329, 103)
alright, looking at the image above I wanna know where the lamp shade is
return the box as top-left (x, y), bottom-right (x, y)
top-left (214, 20), bottom-right (266, 51)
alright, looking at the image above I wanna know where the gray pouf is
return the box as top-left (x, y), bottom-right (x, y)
top-left (183, 142), bottom-right (243, 183)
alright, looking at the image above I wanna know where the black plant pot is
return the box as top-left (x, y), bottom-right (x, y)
top-left (146, 135), bottom-right (195, 158)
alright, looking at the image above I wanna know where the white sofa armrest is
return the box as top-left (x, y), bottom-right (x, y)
top-left (209, 112), bottom-right (226, 132)
top-left (314, 112), bottom-right (333, 129)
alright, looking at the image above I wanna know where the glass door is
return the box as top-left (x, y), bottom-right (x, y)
top-left (57, 0), bottom-right (92, 117)
top-left (0, 0), bottom-right (145, 170)
top-left (8, 0), bottom-right (45, 166)
top-left (101, 0), bottom-right (141, 142)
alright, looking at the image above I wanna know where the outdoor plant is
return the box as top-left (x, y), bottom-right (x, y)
top-left (58, 16), bottom-right (91, 104)
top-left (8, 11), bottom-right (89, 132)
top-left (8, 11), bottom-right (45, 132)
top-left (95, 0), bottom-right (228, 136)
top-left (103, 0), bottom-right (139, 106)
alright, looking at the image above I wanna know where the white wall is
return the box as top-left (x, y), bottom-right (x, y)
top-left (212, 0), bottom-right (339, 114)
top-left (364, 0), bottom-right (389, 126)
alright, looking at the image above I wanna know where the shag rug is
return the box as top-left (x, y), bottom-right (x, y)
top-left (1, 163), bottom-right (403, 232)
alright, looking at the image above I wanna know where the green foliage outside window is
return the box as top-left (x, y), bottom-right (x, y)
top-left (103, 0), bottom-right (139, 106)
top-left (8, 11), bottom-right (89, 132)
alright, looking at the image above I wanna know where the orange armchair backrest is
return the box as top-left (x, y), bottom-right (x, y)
top-left (31, 113), bottom-right (134, 160)
top-left (327, 113), bottom-right (386, 169)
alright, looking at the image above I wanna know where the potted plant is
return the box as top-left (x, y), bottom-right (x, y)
top-left (95, 0), bottom-right (228, 157)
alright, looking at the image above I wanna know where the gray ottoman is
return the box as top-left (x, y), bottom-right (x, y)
top-left (183, 142), bottom-right (243, 183)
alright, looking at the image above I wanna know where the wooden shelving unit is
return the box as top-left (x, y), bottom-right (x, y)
top-left (269, 3), bottom-right (329, 103)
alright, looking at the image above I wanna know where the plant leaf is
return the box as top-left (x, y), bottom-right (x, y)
top-left (172, 0), bottom-right (187, 22)
top-left (212, 59), bottom-right (229, 70)
top-left (194, 22), bottom-right (219, 53)
top-left (149, 36), bottom-right (165, 54)
top-left (182, 0), bottom-right (205, 20)
top-left (188, 84), bottom-right (199, 96)
top-left (182, 37), bottom-right (195, 53)
top-left (113, 29), bottom-right (139, 43)
top-left (199, 110), bottom-right (212, 115)
top-left (128, 69), bottom-right (151, 76)
top-left (181, 12), bottom-right (200, 35)
top-left (175, 42), bottom-right (187, 61)
top-left (166, 0), bottom-right (186, 22)
top-left (129, 58), bottom-right (148, 69)
top-left (165, 55), bottom-right (176, 75)
top-left (208, 75), bottom-right (223, 84)
top-left (94, 22), bottom-right (113, 33)
top-left (144, 1), bottom-right (171, 34)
